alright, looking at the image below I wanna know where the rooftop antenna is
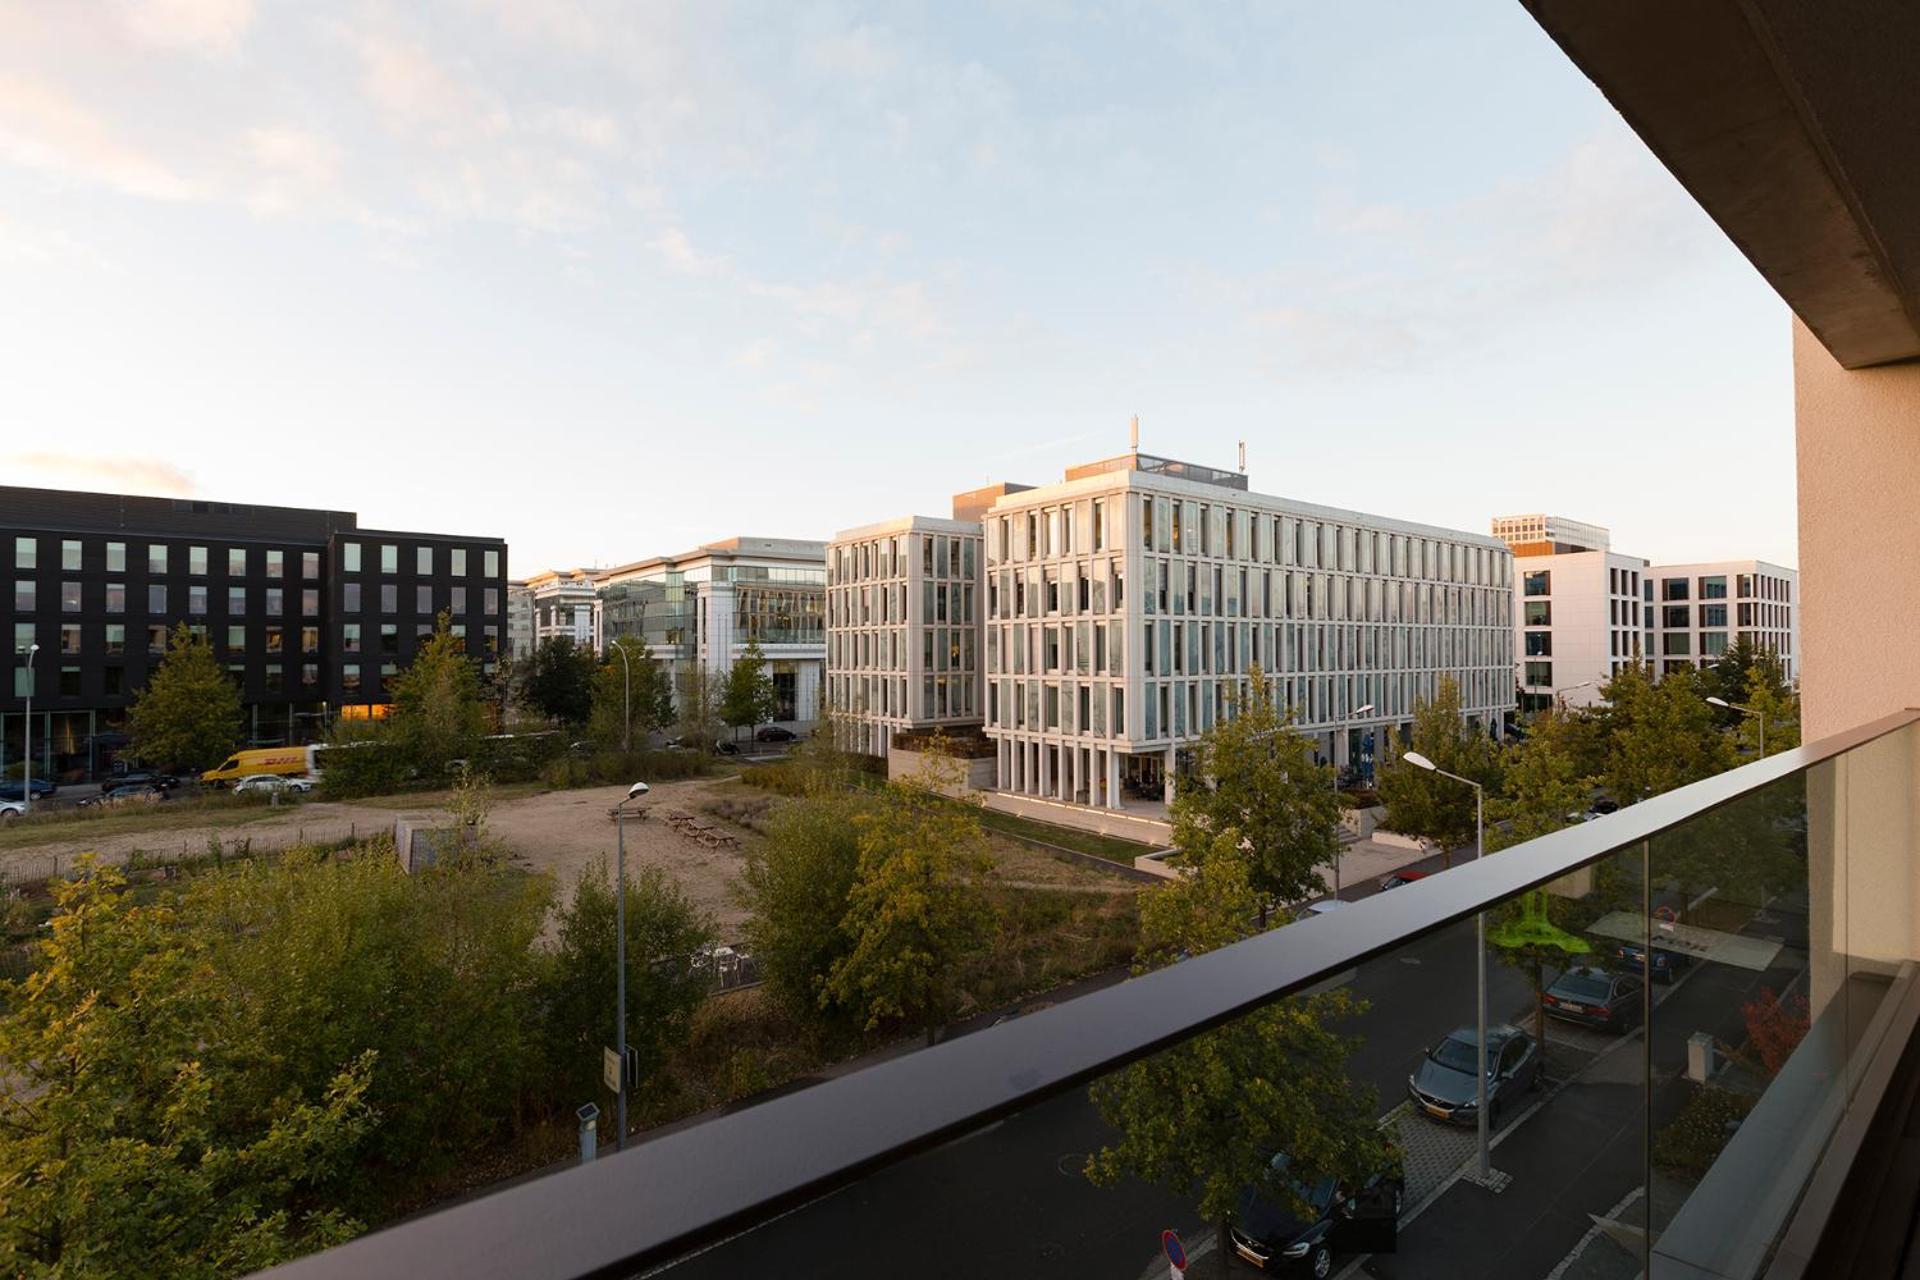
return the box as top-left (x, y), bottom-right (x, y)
top-left (1129, 413), bottom-right (1140, 453)
top-left (1238, 440), bottom-right (1246, 473)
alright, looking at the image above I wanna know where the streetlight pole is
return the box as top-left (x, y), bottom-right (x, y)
top-left (611, 639), bottom-right (633, 754)
top-left (1329, 703), bottom-right (1374, 898)
top-left (612, 780), bottom-right (649, 1150)
top-left (20, 643), bottom-right (38, 817)
top-left (1551, 679), bottom-right (1593, 708)
top-left (1708, 695), bottom-right (1765, 756)
top-left (1404, 750), bottom-right (1489, 1180)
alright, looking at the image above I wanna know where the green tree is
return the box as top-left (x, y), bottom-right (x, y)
top-left (674, 664), bottom-right (722, 751)
top-left (386, 612), bottom-right (488, 779)
top-left (1597, 661), bottom-right (1734, 804)
top-left (0, 863), bottom-right (374, 1278)
top-left (587, 638), bottom-right (674, 751)
top-left (1168, 668), bottom-right (1342, 920)
top-left (1702, 635), bottom-right (1789, 713)
top-left (126, 622), bottom-right (242, 772)
top-left (1487, 709), bottom-right (1597, 1043)
top-left (1135, 829), bottom-right (1263, 970)
top-left (543, 857), bottom-right (714, 1127)
top-left (719, 639), bottom-right (778, 743)
top-left (518, 636), bottom-right (597, 728)
top-left (1735, 665), bottom-right (1801, 759)
top-left (736, 790), bottom-right (867, 1023)
top-left (1377, 676), bottom-right (1500, 865)
top-left (823, 780), bottom-right (995, 1041)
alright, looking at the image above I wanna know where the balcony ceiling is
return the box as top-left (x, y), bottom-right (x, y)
top-left (1524, 0), bottom-right (1920, 368)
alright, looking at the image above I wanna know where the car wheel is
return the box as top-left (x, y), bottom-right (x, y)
top-left (1308, 1242), bottom-right (1333, 1278)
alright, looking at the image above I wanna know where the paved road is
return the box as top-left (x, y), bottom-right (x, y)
top-left (654, 867), bottom-right (1526, 1280)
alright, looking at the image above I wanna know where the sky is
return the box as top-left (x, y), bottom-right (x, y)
top-left (0, 1), bottom-right (1798, 577)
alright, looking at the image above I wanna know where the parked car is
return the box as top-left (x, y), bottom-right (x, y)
top-left (0, 778), bottom-right (56, 801)
top-left (1544, 965), bottom-right (1644, 1030)
top-left (755, 726), bottom-right (798, 743)
top-left (1292, 899), bottom-right (1351, 923)
top-left (233, 774), bottom-right (312, 796)
top-left (0, 800), bottom-right (24, 820)
top-left (1613, 939), bottom-right (1691, 984)
top-left (80, 782), bottom-right (167, 808)
top-left (1227, 1150), bottom-right (1402, 1275)
top-left (1408, 1023), bottom-right (1541, 1126)
top-left (1590, 798), bottom-right (1620, 814)
top-left (1378, 870), bottom-right (1430, 891)
top-left (109, 770), bottom-right (180, 792)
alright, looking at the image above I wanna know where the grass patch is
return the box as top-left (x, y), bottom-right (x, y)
top-left (0, 794), bottom-right (295, 853)
top-left (976, 808), bottom-right (1158, 864)
top-left (971, 883), bottom-right (1138, 1008)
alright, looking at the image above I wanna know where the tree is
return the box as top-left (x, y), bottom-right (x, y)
top-left (386, 612), bottom-right (488, 779)
top-left (1735, 665), bottom-right (1801, 759)
top-left (518, 636), bottom-right (597, 728)
top-left (823, 780), bottom-right (995, 1041)
top-left (1702, 635), bottom-right (1789, 715)
top-left (1135, 829), bottom-right (1264, 970)
top-left (126, 622), bottom-right (241, 772)
top-left (719, 639), bottom-right (778, 743)
top-left (1487, 709), bottom-right (1597, 1044)
top-left (1597, 661), bottom-right (1733, 805)
top-left (0, 863), bottom-right (375, 1277)
top-left (1168, 668), bottom-right (1342, 920)
top-left (738, 791), bottom-right (867, 1023)
top-left (544, 857), bottom-right (714, 1125)
top-left (1377, 676), bottom-right (1500, 866)
top-left (674, 664), bottom-right (722, 751)
top-left (587, 638), bottom-right (674, 752)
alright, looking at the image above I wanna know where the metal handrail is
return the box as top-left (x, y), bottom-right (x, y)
top-left (257, 708), bottom-right (1920, 1280)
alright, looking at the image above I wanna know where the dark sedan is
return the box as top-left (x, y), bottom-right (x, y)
top-left (1227, 1152), bottom-right (1401, 1276)
top-left (1614, 939), bottom-right (1692, 983)
top-left (109, 770), bottom-right (180, 792)
top-left (1544, 965), bottom-right (1644, 1030)
top-left (1408, 1023), bottom-right (1541, 1126)
top-left (755, 726), bottom-right (797, 743)
top-left (79, 782), bottom-right (167, 808)
top-left (0, 778), bottom-right (57, 801)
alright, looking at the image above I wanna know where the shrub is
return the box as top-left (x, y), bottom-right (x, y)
top-left (1743, 986), bottom-right (1811, 1077)
top-left (1653, 1085), bottom-right (1756, 1177)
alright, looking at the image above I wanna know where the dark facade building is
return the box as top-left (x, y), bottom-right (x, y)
top-left (2, 486), bottom-right (507, 780)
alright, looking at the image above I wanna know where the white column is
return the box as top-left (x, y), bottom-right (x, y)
top-left (1106, 747), bottom-right (1122, 810)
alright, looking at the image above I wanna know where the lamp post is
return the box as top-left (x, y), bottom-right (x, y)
top-left (1404, 749), bottom-right (1491, 1181)
top-left (611, 639), bottom-right (633, 753)
top-left (1328, 703), bottom-right (1374, 898)
top-left (20, 643), bottom-right (38, 817)
top-left (612, 780), bottom-right (650, 1149)
top-left (1552, 679), bottom-right (1593, 707)
top-left (1707, 695), bottom-right (1765, 756)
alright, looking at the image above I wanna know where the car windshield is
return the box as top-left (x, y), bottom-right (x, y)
top-left (1258, 1155), bottom-right (1336, 1213)
top-left (1554, 972), bottom-right (1614, 1001)
top-left (1429, 1035), bottom-right (1483, 1072)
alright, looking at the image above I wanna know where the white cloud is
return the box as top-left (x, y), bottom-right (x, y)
top-left (647, 226), bottom-right (727, 275)
top-left (16, 451), bottom-right (196, 496)
top-left (240, 125), bottom-right (343, 213)
top-left (0, 73), bottom-right (197, 200)
top-left (116, 0), bottom-right (253, 56)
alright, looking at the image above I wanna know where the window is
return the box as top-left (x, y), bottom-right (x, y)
top-left (301, 626), bottom-right (320, 654)
top-left (417, 546), bottom-right (434, 575)
top-left (13, 537), bottom-right (35, 569)
top-left (380, 624), bottom-right (398, 654)
top-left (1702, 631), bottom-right (1729, 657)
top-left (1522, 569), bottom-right (1550, 597)
top-left (1662, 605), bottom-right (1690, 628)
top-left (1662, 633), bottom-right (1691, 656)
top-left (227, 625), bottom-right (246, 652)
top-left (103, 666), bottom-right (123, 696)
top-left (60, 667), bottom-right (81, 697)
top-left (61, 582), bottom-right (80, 612)
top-left (265, 588), bottom-right (283, 616)
top-left (229, 548), bottom-right (247, 576)
top-left (61, 540), bottom-right (81, 571)
top-left (416, 585), bottom-right (433, 614)
top-left (107, 542), bottom-right (125, 572)
top-left (59, 624), bottom-right (80, 654)
top-left (484, 550), bottom-right (499, 578)
top-left (148, 544), bottom-right (168, 573)
top-left (342, 623), bottom-right (361, 653)
top-left (265, 626), bottom-right (283, 654)
top-left (1523, 600), bottom-right (1550, 626)
top-left (381, 584), bottom-right (397, 614)
top-left (266, 550), bottom-right (283, 579)
top-left (1700, 575), bottom-right (1727, 599)
top-left (147, 624), bottom-right (167, 654)
top-left (451, 587), bottom-right (467, 614)
top-left (1524, 661), bottom-right (1553, 686)
top-left (381, 544), bottom-right (398, 573)
top-left (106, 582), bottom-right (124, 613)
top-left (343, 542), bottom-right (361, 572)
top-left (1701, 603), bottom-right (1727, 627)
top-left (342, 663), bottom-right (361, 693)
top-left (299, 588), bottom-right (317, 615)
top-left (147, 584), bottom-right (167, 613)
top-left (190, 546), bottom-right (208, 575)
top-left (1524, 631), bottom-right (1552, 656)
top-left (1662, 578), bottom-right (1689, 601)
top-left (484, 587), bottom-right (498, 614)
top-left (227, 586), bottom-right (246, 614)
top-left (302, 663), bottom-right (319, 687)
top-left (447, 548), bottom-right (466, 576)
top-left (14, 580), bottom-right (33, 611)
top-left (189, 586), bottom-right (208, 615)
top-left (104, 624), bottom-right (124, 656)
top-left (343, 583), bottom-right (361, 612)
top-left (303, 551), bottom-right (319, 578)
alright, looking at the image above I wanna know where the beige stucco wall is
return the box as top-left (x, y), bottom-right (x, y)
top-left (1795, 316), bottom-right (1920, 739)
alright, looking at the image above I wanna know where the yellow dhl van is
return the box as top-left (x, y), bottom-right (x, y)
top-left (201, 745), bottom-right (319, 786)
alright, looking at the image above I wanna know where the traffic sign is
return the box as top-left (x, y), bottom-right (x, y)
top-left (1161, 1229), bottom-right (1186, 1273)
top-left (603, 1047), bottom-right (622, 1093)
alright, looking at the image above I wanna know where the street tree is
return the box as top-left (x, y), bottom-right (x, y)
top-left (1702, 635), bottom-right (1790, 712)
top-left (719, 639), bottom-right (779, 743)
top-left (1598, 661), bottom-right (1734, 804)
top-left (823, 779), bottom-right (995, 1042)
top-left (1734, 664), bottom-right (1801, 758)
top-left (386, 612), bottom-right (488, 779)
top-left (0, 862), bottom-right (376, 1277)
top-left (126, 622), bottom-right (242, 772)
top-left (1135, 829), bottom-right (1264, 970)
top-left (518, 635), bottom-right (598, 728)
top-left (543, 856), bottom-right (715, 1120)
top-left (1168, 667), bottom-right (1342, 921)
top-left (1377, 676), bottom-right (1500, 866)
top-left (587, 637), bottom-right (674, 751)
top-left (673, 664), bottom-right (722, 751)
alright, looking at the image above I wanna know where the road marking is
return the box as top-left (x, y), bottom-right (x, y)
top-left (1542, 1185), bottom-right (1644, 1280)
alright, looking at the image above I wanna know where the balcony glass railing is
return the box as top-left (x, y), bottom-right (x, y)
top-left (256, 710), bottom-right (1920, 1280)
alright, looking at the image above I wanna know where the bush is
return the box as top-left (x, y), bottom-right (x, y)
top-left (1653, 1085), bottom-right (1756, 1177)
top-left (317, 741), bottom-right (411, 799)
top-left (541, 748), bottom-right (714, 791)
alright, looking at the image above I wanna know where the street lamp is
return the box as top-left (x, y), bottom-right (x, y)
top-left (610, 640), bottom-right (633, 753)
top-left (19, 643), bottom-right (38, 817)
top-left (1707, 695), bottom-right (1765, 756)
top-left (1403, 749), bottom-right (1493, 1182)
top-left (1552, 679), bottom-right (1593, 707)
top-left (1327, 703), bottom-right (1374, 898)
top-left (612, 779), bottom-right (650, 1149)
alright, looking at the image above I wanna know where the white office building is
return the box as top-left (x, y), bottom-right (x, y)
top-left (523, 569), bottom-right (603, 651)
top-left (1644, 560), bottom-right (1800, 683)
top-left (1493, 516), bottom-right (1648, 713)
top-left (983, 452), bottom-right (1514, 810)
top-left (599, 537), bottom-right (827, 727)
top-left (505, 579), bottom-right (535, 658)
